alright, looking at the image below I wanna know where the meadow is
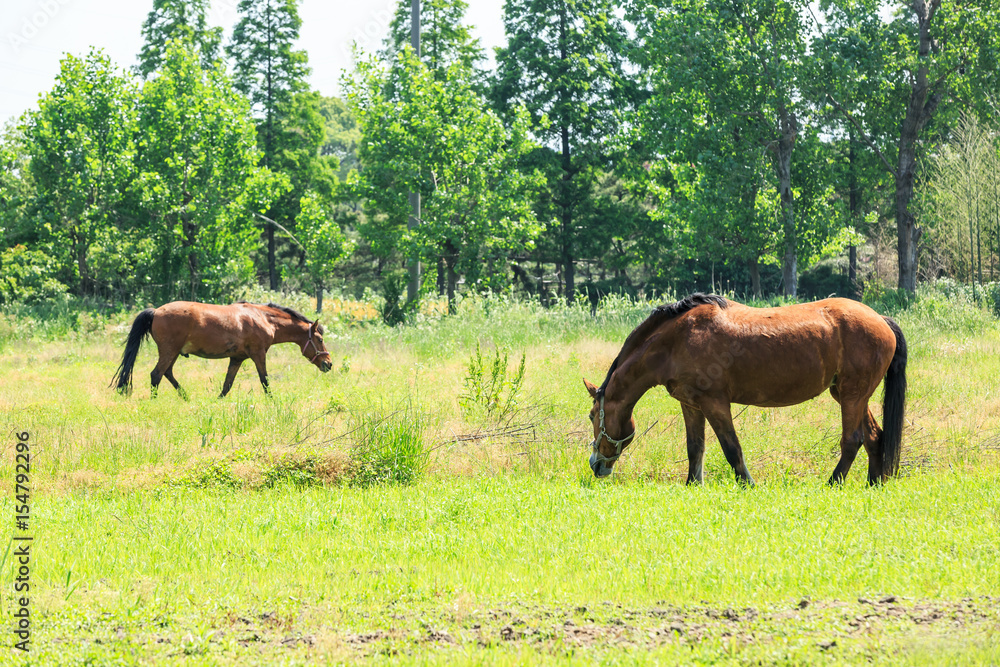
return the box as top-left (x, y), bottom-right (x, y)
top-left (1, 285), bottom-right (999, 665)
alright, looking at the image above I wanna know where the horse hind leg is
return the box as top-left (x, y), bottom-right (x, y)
top-left (150, 349), bottom-right (181, 398)
top-left (828, 390), bottom-right (866, 485)
top-left (163, 362), bottom-right (188, 401)
top-left (862, 408), bottom-right (884, 485)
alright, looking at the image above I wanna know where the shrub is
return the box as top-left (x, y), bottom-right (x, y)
top-left (459, 343), bottom-right (526, 424)
top-left (348, 403), bottom-right (427, 487)
top-left (0, 245), bottom-right (67, 304)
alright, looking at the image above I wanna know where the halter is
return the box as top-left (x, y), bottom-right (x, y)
top-left (591, 394), bottom-right (635, 463)
top-left (300, 329), bottom-right (328, 363)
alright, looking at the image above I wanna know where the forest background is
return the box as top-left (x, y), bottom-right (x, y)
top-left (3, 0), bottom-right (1000, 319)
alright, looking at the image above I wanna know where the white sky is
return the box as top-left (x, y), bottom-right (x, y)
top-left (0, 0), bottom-right (507, 123)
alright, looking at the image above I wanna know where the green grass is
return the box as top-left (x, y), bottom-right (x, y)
top-left (2, 285), bottom-right (1000, 664)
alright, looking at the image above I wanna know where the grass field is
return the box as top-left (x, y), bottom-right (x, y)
top-left (2, 287), bottom-right (1000, 665)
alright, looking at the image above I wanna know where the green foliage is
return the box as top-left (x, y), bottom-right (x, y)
top-left (295, 192), bottom-right (352, 276)
top-left (348, 50), bottom-right (544, 308)
top-left (228, 1), bottom-right (336, 291)
top-left (492, 0), bottom-right (638, 303)
top-left (24, 49), bottom-right (139, 297)
top-left (631, 0), bottom-right (837, 297)
top-left (383, 0), bottom-right (485, 75)
top-left (0, 122), bottom-right (33, 245)
top-left (924, 113), bottom-right (1000, 288)
top-left (228, 0), bottom-right (309, 121)
top-left (134, 41), bottom-right (286, 301)
top-left (812, 0), bottom-right (1000, 290)
top-left (379, 272), bottom-right (407, 327)
top-left (136, 0), bottom-right (223, 78)
top-left (861, 280), bottom-right (917, 317)
top-left (459, 343), bottom-right (527, 423)
top-left (317, 96), bottom-right (360, 178)
top-left (348, 404), bottom-right (428, 488)
top-left (0, 245), bottom-right (67, 304)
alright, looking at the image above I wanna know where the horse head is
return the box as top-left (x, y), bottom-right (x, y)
top-left (302, 320), bottom-right (333, 372)
top-left (584, 378), bottom-right (635, 478)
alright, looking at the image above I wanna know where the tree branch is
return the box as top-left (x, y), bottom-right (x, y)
top-left (825, 93), bottom-right (898, 179)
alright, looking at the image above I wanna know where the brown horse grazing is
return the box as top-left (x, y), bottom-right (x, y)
top-left (584, 293), bottom-right (907, 486)
top-left (112, 301), bottom-right (332, 397)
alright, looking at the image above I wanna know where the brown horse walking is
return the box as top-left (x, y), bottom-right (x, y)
top-left (112, 301), bottom-right (332, 397)
top-left (585, 294), bottom-right (907, 485)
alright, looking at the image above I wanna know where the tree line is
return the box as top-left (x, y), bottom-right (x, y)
top-left (2, 0), bottom-right (1000, 315)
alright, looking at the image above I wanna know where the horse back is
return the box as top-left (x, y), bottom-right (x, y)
top-left (149, 301), bottom-right (269, 358)
top-left (671, 298), bottom-right (896, 406)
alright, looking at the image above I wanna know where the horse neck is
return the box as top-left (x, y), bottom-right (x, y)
top-left (268, 315), bottom-right (309, 345)
top-left (603, 326), bottom-right (675, 432)
top-left (603, 357), bottom-right (658, 434)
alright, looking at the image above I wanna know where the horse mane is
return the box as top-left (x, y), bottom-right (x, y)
top-left (596, 293), bottom-right (728, 396)
top-left (237, 301), bottom-right (318, 327)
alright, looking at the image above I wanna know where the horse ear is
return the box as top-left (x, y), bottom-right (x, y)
top-left (583, 378), bottom-right (599, 399)
top-left (310, 320), bottom-right (319, 332)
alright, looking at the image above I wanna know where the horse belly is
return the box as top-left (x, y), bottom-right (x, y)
top-left (182, 341), bottom-right (239, 359)
top-left (728, 355), bottom-right (834, 407)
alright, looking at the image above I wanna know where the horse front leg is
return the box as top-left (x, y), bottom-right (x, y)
top-left (681, 404), bottom-right (706, 485)
top-left (220, 357), bottom-right (246, 398)
top-left (701, 400), bottom-right (755, 487)
top-left (250, 353), bottom-right (269, 394)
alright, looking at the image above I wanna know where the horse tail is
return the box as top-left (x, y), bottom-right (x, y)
top-left (112, 308), bottom-right (155, 394)
top-left (880, 316), bottom-right (907, 478)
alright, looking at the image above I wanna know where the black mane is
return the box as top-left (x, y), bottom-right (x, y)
top-left (596, 293), bottom-right (728, 396)
top-left (237, 300), bottom-right (313, 324)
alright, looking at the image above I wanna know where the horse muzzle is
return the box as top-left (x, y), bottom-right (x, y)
top-left (319, 359), bottom-right (332, 373)
top-left (589, 446), bottom-right (616, 478)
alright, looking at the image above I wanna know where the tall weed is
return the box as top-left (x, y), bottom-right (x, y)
top-left (460, 343), bottom-right (526, 424)
top-left (348, 402), bottom-right (428, 487)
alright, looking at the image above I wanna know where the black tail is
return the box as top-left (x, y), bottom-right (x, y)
top-left (112, 308), bottom-right (155, 394)
top-left (881, 316), bottom-right (907, 477)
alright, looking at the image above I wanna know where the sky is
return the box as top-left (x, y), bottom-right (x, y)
top-left (0, 0), bottom-right (507, 124)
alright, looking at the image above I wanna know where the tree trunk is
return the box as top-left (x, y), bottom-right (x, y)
top-left (511, 262), bottom-right (537, 295)
top-left (747, 256), bottom-right (762, 298)
top-left (445, 241), bottom-right (458, 314)
top-left (895, 0), bottom-right (940, 292)
top-left (72, 227), bottom-right (91, 296)
top-left (316, 283), bottom-right (324, 314)
top-left (183, 215), bottom-right (198, 300)
top-left (848, 130), bottom-right (859, 294)
top-left (849, 245), bottom-right (858, 294)
top-left (558, 5), bottom-right (575, 305)
top-left (776, 109), bottom-right (798, 297)
top-left (267, 222), bottom-right (277, 290)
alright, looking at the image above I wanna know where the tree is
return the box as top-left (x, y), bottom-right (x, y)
top-left (134, 41), bottom-right (285, 301)
top-left (227, 0), bottom-right (315, 290)
top-left (294, 190), bottom-right (352, 313)
top-left (815, 0), bottom-right (1000, 291)
top-left (926, 113), bottom-right (1000, 289)
top-left (383, 0), bottom-right (484, 76)
top-left (318, 96), bottom-right (360, 178)
top-left (632, 0), bottom-right (820, 296)
top-left (348, 52), bottom-right (544, 311)
top-left (136, 0), bottom-right (222, 78)
top-left (492, 0), bottom-right (636, 303)
top-left (0, 121), bottom-right (34, 249)
top-left (24, 49), bottom-right (138, 296)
